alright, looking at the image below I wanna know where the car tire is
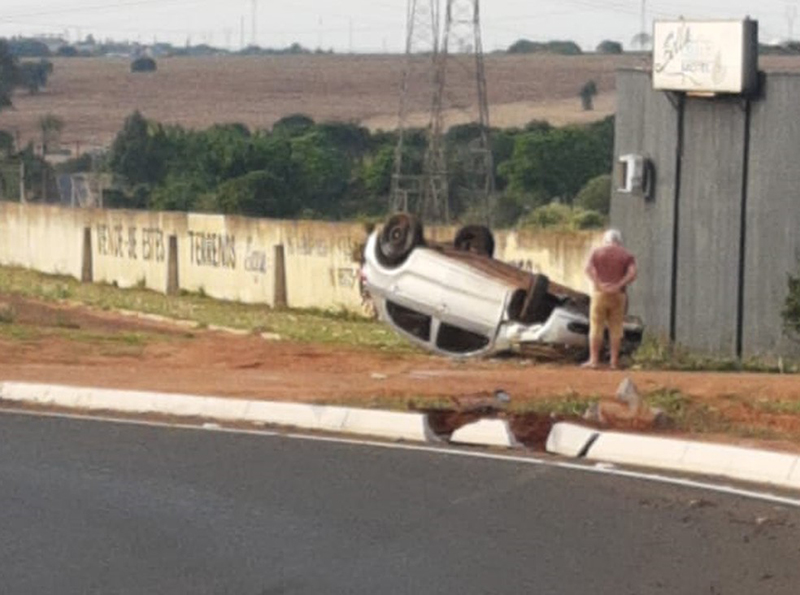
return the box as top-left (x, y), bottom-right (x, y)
top-left (454, 225), bottom-right (495, 258)
top-left (376, 213), bottom-right (424, 268)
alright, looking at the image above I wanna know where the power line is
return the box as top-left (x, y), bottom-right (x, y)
top-left (0, 0), bottom-right (218, 22)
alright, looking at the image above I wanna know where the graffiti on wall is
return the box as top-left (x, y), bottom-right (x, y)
top-left (97, 224), bottom-right (272, 276)
top-left (96, 224), bottom-right (165, 262)
top-left (244, 237), bottom-right (268, 274)
top-left (287, 236), bottom-right (357, 259)
top-left (507, 259), bottom-right (541, 274)
top-left (188, 230), bottom-right (236, 269)
top-left (335, 267), bottom-right (358, 289)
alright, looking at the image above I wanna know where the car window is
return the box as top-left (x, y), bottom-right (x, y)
top-left (386, 301), bottom-right (432, 341)
top-left (436, 323), bottom-right (489, 354)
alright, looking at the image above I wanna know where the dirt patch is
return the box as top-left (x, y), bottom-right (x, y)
top-left (4, 54), bottom-right (642, 149)
top-left (2, 295), bottom-right (800, 452)
top-left (7, 54), bottom-right (800, 151)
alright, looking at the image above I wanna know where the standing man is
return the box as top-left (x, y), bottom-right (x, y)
top-left (583, 229), bottom-right (637, 370)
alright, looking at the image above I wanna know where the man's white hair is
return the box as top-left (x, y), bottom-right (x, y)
top-left (603, 229), bottom-right (623, 245)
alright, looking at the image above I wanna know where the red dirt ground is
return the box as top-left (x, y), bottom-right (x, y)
top-left (2, 295), bottom-right (800, 451)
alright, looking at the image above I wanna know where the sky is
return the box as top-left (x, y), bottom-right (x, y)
top-left (0, 0), bottom-right (794, 53)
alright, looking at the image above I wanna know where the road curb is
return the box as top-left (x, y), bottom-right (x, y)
top-left (547, 422), bottom-right (800, 491)
top-left (5, 383), bottom-right (800, 485)
top-left (0, 382), bottom-right (440, 444)
top-left (450, 419), bottom-right (521, 449)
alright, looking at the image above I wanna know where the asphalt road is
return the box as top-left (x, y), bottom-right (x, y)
top-left (1, 412), bottom-right (799, 595)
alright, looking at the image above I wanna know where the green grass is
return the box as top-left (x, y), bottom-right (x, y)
top-left (0, 324), bottom-right (41, 341)
top-left (508, 393), bottom-right (600, 416)
top-left (0, 266), bottom-right (410, 351)
top-left (632, 334), bottom-right (798, 374)
top-left (0, 303), bottom-right (15, 324)
top-left (751, 399), bottom-right (800, 415)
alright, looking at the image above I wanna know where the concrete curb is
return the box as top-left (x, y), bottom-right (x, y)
top-left (545, 422), bottom-right (599, 457)
top-left (5, 383), bottom-right (800, 487)
top-left (450, 419), bottom-right (521, 449)
top-left (0, 382), bottom-right (440, 444)
top-left (547, 422), bottom-right (800, 491)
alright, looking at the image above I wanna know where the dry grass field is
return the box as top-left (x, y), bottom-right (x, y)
top-left (1, 53), bottom-right (647, 151)
top-left (4, 53), bottom-right (800, 153)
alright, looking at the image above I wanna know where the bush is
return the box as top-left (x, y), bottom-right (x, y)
top-left (519, 203), bottom-right (572, 228)
top-left (596, 40), bottom-right (623, 54)
top-left (579, 80), bottom-right (598, 111)
top-left (518, 203), bottom-right (605, 231)
top-left (573, 209), bottom-right (605, 229)
top-left (131, 57), bottom-right (157, 73)
top-left (273, 114), bottom-right (315, 136)
top-left (783, 266), bottom-right (800, 339)
top-left (575, 173), bottom-right (611, 215)
top-left (18, 59), bottom-right (53, 94)
top-left (507, 39), bottom-right (582, 55)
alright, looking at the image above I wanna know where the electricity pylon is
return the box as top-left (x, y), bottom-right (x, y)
top-left (391, 0), bottom-right (493, 224)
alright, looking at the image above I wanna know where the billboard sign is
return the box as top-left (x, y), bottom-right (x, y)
top-left (652, 20), bottom-right (759, 95)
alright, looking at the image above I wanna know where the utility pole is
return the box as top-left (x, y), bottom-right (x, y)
top-left (251, 0), bottom-right (257, 47)
top-left (787, 2), bottom-right (798, 41)
top-left (640, 0), bottom-right (647, 45)
top-left (349, 19), bottom-right (353, 53)
top-left (14, 131), bottom-right (25, 204)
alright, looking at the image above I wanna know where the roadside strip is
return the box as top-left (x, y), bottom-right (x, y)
top-left (2, 382), bottom-right (800, 494)
top-left (0, 382), bottom-right (438, 444)
top-left (547, 422), bottom-right (800, 492)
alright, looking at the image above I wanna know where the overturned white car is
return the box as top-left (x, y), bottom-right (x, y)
top-left (362, 213), bottom-right (643, 358)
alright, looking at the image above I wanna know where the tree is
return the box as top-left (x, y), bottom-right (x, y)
top-left (596, 40), bottom-right (623, 54)
top-left (501, 118), bottom-right (613, 205)
top-left (782, 265), bottom-right (800, 340)
top-left (574, 173), bottom-right (611, 214)
top-left (216, 170), bottom-right (297, 217)
top-left (507, 39), bottom-right (582, 55)
top-left (57, 46), bottom-right (79, 57)
top-left (39, 113), bottom-right (64, 154)
top-left (579, 80), bottom-right (598, 111)
top-left (131, 57), bottom-right (157, 72)
top-left (18, 60), bottom-right (53, 94)
top-left (0, 40), bottom-right (19, 110)
top-left (631, 32), bottom-right (652, 51)
top-left (8, 38), bottom-right (51, 58)
top-left (108, 111), bottom-right (168, 190)
top-left (273, 114), bottom-right (315, 136)
top-left (290, 130), bottom-right (350, 217)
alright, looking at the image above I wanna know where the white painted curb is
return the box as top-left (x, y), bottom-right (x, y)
top-left (450, 419), bottom-right (521, 449)
top-left (588, 432), bottom-right (690, 471)
top-left (680, 442), bottom-right (800, 488)
top-left (0, 382), bottom-right (439, 444)
top-left (546, 422), bottom-right (800, 491)
top-left (546, 422), bottom-right (599, 457)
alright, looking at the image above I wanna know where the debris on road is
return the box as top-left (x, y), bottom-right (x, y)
top-left (449, 389), bottom-right (511, 414)
top-left (583, 378), bottom-right (672, 429)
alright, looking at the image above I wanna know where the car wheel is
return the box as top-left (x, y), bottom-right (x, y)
top-left (376, 213), bottom-right (424, 267)
top-left (454, 225), bottom-right (495, 258)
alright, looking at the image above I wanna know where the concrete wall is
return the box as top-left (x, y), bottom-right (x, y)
top-left (744, 74), bottom-right (800, 359)
top-left (494, 229), bottom-right (601, 293)
top-left (0, 202), bottom-right (602, 313)
top-left (610, 69), bottom-right (679, 337)
top-left (675, 98), bottom-right (746, 356)
top-left (612, 69), bottom-right (800, 360)
top-left (0, 203), bottom-right (86, 278)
